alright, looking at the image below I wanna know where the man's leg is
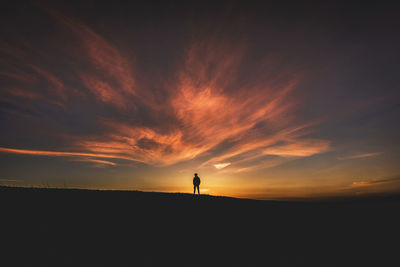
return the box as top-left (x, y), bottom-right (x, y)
top-left (194, 186), bottom-right (196, 194)
top-left (197, 185), bottom-right (200, 195)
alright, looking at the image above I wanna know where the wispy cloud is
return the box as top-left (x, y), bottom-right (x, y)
top-left (50, 9), bottom-right (138, 109)
top-left (214, 163), bottom-right (231, 170)
top-left (263, 139), bottom-right (331, 157)
top-left (0, 9), bottom-right (331, 173)
top-left (70, 158), bottom-right (117, 166)
top-left (338, 152), bottom-right (382, 160)
top-left (350, 176), bottom-right (400, 188)
top-left (0, 147), bottom-right (141, 163)
top-left (29, 64), bottom-right (66, 100)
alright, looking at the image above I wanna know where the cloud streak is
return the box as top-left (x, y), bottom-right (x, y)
top-left (214, 163), bottom-right (231, 170)
top-left (351, 176), bottom-right (400, 188)
top-left (0, 147), bottom-right (141, 163)
top-left (70, 158), bottom-right (117, 166)
top-left (338, 152), bottom-right (382, 160)
top-left (49, 9), bottom-right (140, 109)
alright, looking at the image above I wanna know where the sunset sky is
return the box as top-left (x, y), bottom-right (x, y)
top-left (1, 1), bottom-right (399, 199)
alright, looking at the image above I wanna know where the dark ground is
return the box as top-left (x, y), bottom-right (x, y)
top-left (1, 186), bottom-right (399, 266)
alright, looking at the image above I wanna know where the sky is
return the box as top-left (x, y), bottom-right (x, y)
top-left (1, 0), bottom-right (400, 199)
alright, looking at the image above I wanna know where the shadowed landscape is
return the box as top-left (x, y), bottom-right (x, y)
top-left (2, 186), bottom-right (399, 266)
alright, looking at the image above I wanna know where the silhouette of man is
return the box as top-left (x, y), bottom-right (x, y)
top-left (193, 173), bottom-right (200, 195)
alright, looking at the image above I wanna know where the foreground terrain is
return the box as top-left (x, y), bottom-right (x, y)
top-left (1, 186), bottom-right (399, 266)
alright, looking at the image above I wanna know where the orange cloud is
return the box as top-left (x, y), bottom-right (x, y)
top-left (262, 139), bottom-right (331, 157)
top-left (219, 157), bottom-right (287, 174)
top-left (29, 65), bottom-right (66, 100)
top-left (338, 152), bottom-right (382, 160)
top-left (0, 10), bottom-right (331, 173)
top-left (71, 158), bottom-right (117, 166)
top-left (80, 74), bottom-right (127, 108)
top-left (70, 37), bottom-right (330, 170)
top-left (351, 176), bottom-right (400, 188)
top-left (4, 88), bottom-right (42, 100)
top-left (52, 12), bottom-right (138, 109)
top-left (1, 7), bottom-right (140, 111)
top-left (1, 87), bottom-right (64, 108)
top-left (0, 147), bottom-right (141, 163)
top-left (198, 120), bottom-right (328, 171)
top-left (77, 123), bottom-right (203, 166)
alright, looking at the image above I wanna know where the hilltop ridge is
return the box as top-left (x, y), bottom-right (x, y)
top-left (1, 185), bottom-right (399, 266)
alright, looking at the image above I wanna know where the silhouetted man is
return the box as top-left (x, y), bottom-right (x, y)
top-left (193, 173), bottom-right (200, 195)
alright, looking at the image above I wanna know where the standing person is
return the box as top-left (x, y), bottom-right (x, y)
top-left (193, 173), bottom-right (200, 195)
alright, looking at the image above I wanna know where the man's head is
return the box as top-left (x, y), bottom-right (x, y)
top-left (194, 173), bottom-right (198, 177)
